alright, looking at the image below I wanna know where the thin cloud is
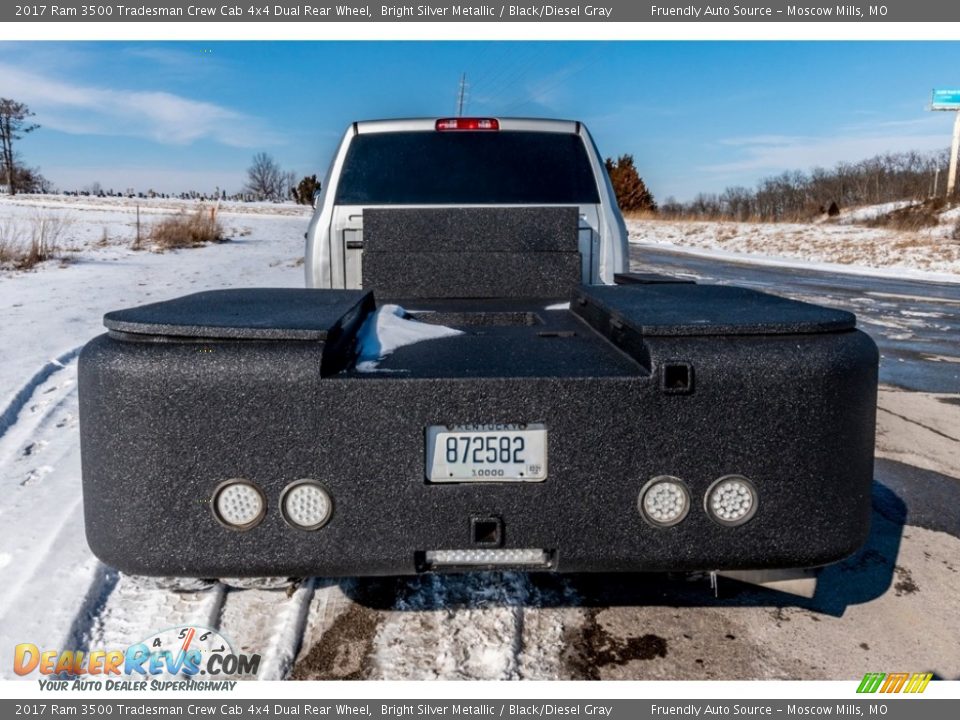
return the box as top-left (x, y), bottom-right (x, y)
top-left (703, 115), bottom-right (954, 175)
top-left (521, 62), bottom-right (587, 109)
top-left (123, 46), bottom-right (211, 67)
top-left (0, 63), bottom-right (280, 148)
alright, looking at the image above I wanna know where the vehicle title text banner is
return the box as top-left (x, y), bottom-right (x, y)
top-left (4, 0), bottom-right (959, 23)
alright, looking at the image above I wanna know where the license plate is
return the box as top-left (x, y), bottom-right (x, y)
top-left (426, 424), bottom-right (548, 482)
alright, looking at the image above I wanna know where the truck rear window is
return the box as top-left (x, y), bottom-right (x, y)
top-left (335, 131), bottom-right (602, 205)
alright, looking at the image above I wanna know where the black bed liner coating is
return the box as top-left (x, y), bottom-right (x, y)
top-left (79, 207), bottom-right (877, 577)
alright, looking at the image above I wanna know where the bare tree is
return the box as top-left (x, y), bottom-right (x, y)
top-left (245, 152), bottom-right (291, 201)
top-left (0, 99), bottom-right (40, 196)
top-left (278, 170), bottom-right (297, 203)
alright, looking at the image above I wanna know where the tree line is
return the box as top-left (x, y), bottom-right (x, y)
top-left (4, 93), bottom-right (950, 219)
top-left (659, 149), bottom-right (953, 221)
top-left (243, 152), bottom-right (318, 205)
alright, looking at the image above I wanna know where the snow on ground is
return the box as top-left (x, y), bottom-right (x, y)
top-left (941, 205), bottom-right (960, 223)
top-left (0, 194), bottom-right (311, 677)
top-left (0, 195), bottom-right (310, 418)
top-left (836, 200), bottom-right (918, 224)
top-left (2, 193), bottom-right (309, 219)
top-left (627, 209), bottom-right (960, 280)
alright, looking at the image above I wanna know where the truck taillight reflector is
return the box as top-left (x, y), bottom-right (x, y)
top-left (435, 118), bottom-right (500, 131)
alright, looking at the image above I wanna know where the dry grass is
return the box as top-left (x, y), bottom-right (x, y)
top-left (626, 210), bottom-right (818, 224)
top-left (0, 221), bottom-right (24, 265)
top-left (149, 207), bottom-right (225, 250)
top-left (862, 198), bottom-right (944, 231)
top-left (622, 209), bottom-right (661, 221)
top-left (0, 213), bottom-right (70, 270)
top-left (94, 227), bottom-right (112, 248)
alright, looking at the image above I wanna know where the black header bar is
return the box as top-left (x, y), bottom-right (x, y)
top-left (2, 1), bottom-right (951, 23)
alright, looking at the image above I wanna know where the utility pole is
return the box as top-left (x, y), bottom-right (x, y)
top-left (948, 110), bottom-right (960, 197)
top-left (456, 73), bottom-right (467, 117)
top-left (931, 89), bottom-right (960, 198)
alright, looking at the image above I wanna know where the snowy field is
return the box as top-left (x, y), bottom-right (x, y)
top-left (627, 202), bottom-right (960, 281)
top-left (1, 194), bottom-right (959, 682)
top-left (0, 195), bottom-right (312, 680)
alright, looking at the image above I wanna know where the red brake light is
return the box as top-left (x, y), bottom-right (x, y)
top-left (435, 118), bottom-right (500, 131)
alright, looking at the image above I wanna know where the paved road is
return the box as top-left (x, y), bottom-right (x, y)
top-left (628, 243), bottom-right (960, 531)
top-left (629, 244), bottom-right (960, 394)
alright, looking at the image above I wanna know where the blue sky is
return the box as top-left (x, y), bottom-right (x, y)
top-left (1, 41), bottom-right (958, 201)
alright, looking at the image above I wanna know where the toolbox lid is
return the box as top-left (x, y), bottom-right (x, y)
top-left (574, 284), bottom-right (856, 336)
top-left (104, 288), bottom-right (373, 341)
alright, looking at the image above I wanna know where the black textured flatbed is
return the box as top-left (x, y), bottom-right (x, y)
top-left (356, 297), bottom-right (647, 379)
top-left (79, 279), bottom-right (878, 578)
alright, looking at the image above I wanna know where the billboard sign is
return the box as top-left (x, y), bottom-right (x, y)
top-left (932, 89), bottom-right (960, 110)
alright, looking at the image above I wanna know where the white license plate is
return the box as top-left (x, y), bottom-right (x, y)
top-left (426, 424), bottom-right (548, 482)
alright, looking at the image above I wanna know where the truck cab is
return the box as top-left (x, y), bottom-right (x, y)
top-left (305, 117), bottom-right (629, 290)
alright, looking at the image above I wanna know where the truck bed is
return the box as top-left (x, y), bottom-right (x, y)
top-left (353, 297), bottom-right (647, 379)
top-left (79, 280), bottom-right (877, 577)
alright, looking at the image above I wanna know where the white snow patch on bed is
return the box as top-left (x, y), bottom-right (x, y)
top-left (355, 305), bottom-right (462, 372)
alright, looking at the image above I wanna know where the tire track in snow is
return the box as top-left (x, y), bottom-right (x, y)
top-left (63, 562), bottom-right (121, 653)
top-left (216, 579), bottom-right (316, 681)
top-left (0, 359), bottom-right (97, 658)
top-left (0, 357), bottom-right (80, 480)
top-left (83, 576), bottom-right (227, 674)
top-left (290, 579), bottom-right (375, 680)
top-left (0, 347), bottom-right (82, 447)
top-left (364, 575), bottom-right (448, 679)
top-left (369, 573), bottom-right (534, 680)
top-left (0, 496), bottom-right (105, 679)
top-left (516, 576), bottom-right (581, 680)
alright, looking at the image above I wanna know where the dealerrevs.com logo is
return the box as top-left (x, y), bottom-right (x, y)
top-left (14, 626), bottom-right (260, 690)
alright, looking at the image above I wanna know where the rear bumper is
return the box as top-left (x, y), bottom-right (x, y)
top-left (79, 314), bottom-right (878, 578)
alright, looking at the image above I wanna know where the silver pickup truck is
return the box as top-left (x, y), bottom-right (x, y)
top-left (305, 117), bottom-right (630, 290)
top-left (79, 116), bottom-right (877, 598)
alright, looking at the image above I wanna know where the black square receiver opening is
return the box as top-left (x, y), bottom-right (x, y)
top-left (662, 362), bottom-right (693, 394)
top-left (471, 516), bottom-right (503, 547)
